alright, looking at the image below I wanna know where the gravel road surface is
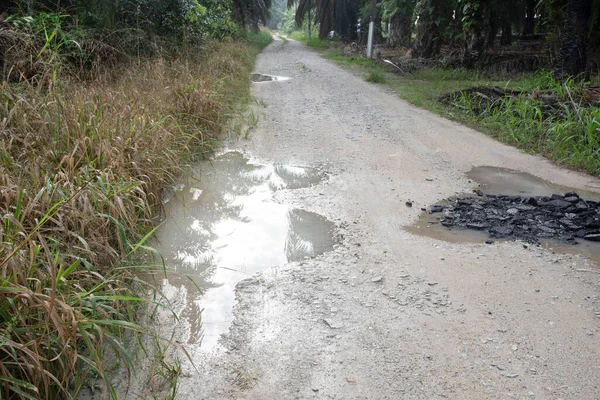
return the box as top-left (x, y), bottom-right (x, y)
top-left (170, 37), bottom-right (600, 399)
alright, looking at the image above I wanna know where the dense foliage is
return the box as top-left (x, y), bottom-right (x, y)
top-left (286, 0), bottom-right (600, 76)
top-left (1, 0), bottom-right (273, 49)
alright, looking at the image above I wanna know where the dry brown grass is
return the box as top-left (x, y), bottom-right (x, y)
top-left (0, 39), bottom-right (260, 399)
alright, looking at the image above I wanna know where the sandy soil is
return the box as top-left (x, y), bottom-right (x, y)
top-left (166, 38), bottom-right (600, 399)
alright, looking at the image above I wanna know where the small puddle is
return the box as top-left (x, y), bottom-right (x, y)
top-left (467, 166), bottom-right (600, 199)
top-left (408, 166), bottom-right (600, 263)
top-left (153, 152), bottom-right (334, 350)
top-left (251, 73), bottom-right (290, 82)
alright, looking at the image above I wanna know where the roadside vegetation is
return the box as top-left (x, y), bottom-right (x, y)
top-left (0, 1), bottom-right (272, 399)
top-left (279, 0), bottom-right (600, 176)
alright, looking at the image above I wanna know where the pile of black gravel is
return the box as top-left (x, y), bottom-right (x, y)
top-left (427, 191), bottom-right (600, 244)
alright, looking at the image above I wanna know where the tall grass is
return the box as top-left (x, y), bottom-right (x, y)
top-left (443, 72), bottom-right (600, 175)
top-left (0, 36), bottom-right (267, 399)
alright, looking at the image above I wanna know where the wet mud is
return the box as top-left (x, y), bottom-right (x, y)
top-left (153, 152), bottom-right (335, 350)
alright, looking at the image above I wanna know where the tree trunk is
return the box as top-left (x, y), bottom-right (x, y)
top-left (387, 4), bottom-right (415, 48)
top-left (463, 0), bottom-right (492, 66)
top-left (375, 10), bottom-right (385, 44)
top-left (0, 17), bottom-right (7, 81)
top-left (554, 0), bottom-right (592, 78)
top-left (413, 0), bottom-right (445, 58)
top-left (500, 20), bottom-right (512, 45)
top-left (388, 13), bottom-right (403, 47)
top-left (522, 0), bottom-right (536, 35)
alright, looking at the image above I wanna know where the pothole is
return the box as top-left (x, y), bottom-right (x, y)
top-left (408, 166), bottom-right (600, 262)
top-left (467, 166), bottom-right (600, 199)
top-left (251, 73), bottom-right (290, 82)
top-left (153, 152), bottom-right (334, 349)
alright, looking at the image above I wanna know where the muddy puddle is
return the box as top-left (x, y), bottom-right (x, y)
top-left (153, 152), bottom-right (334, 350)
top-left (467, 166), bottom-right (600, 199)
top-left (251, 73), bottom-right (290, 82)
top-left (408, 166), bottom-right (600, 264)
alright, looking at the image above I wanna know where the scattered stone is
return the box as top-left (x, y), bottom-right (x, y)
top-left (430, 205), bottom-right (444, 213)
top-left (323, 318), bottom-right (344, 329)
top-left (371, 276), bottom-right (383, 283)
top-left (425, 191), bottom-right (600, 244)
top-left (467, 222), bottom-right (488, 230)
top-left (586, 330), bottom-right (594, 336)
top-left (504, 373), bottom-right (519, 378)
top-left (405, 200), bottom-right (413, 207)
top-left (485, 240), bottom-right (494, 245)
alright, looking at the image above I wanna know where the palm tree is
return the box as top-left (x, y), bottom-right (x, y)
top-left (382, 0), bottom-right (417, 48)
top-left (288, 0), bottom-right (361, 39)
top-left (234, 0), bottom-right (273, 31)
top-left (554, 0), bottom-right (592, 78)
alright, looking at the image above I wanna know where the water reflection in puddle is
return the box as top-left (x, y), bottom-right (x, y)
top-left (154, 152), bottom-right (334, 350)
top-left (250, 73), bottom-right (290, 83)
top-left (408, 166), bottom-right (600, 263)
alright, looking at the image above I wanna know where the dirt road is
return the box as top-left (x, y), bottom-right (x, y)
top-left (174, 38), bottom-right (600, 399)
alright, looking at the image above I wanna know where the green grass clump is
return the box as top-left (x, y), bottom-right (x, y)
top-left (326, 52), bottom-right (386, 73)
top-left (0, 38), bottom-right (263, 399)
top-left (305, 38), bottom-right (330, 49)
top-left (289, 31), bottom-right (307, 41)
top-left (289, 31), bottom-right (330, 49)
top-left (365, 71), bottom-right (386, 83)
top-left (245, 30), bottom-right (274, 51)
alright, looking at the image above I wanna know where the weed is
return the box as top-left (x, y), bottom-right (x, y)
top-left (365, 71), bottom-right (386, 83)
top-left (256, 98), bottom-right (268, 108)
top-left (297, 62), bottom-right (311, 72)
top-left (243, 110), bottom-right (260, 139)
top-left (233, 368), bottom-right (256, 389)
top-left (248, 110), bottom-right (259, 129)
